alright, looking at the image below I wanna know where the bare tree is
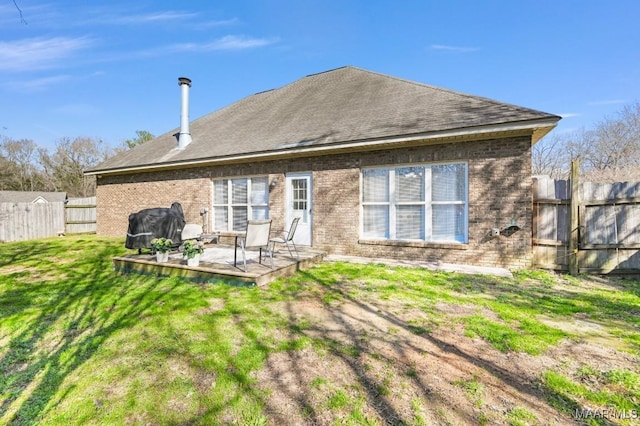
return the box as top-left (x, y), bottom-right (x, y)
top-left (0, 153), bottom-right (21, 190)
top-left (37, 148), bottom-right (60, 192)
top-left (0, 136), bottom-right (39, 190)
top-left (41, 137), bottom-right (113, 197)
top-left (532, 133), bottom-right (570, 179)
top-left (0, 134), bottom-right (116, 195)
top-left (534, 102), bottom-right (640, 182)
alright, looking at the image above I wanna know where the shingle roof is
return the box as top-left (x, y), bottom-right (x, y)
top-left (0, 191), bottom-right (67, 203)
top-left (89, 66), bottom-right (560, 173)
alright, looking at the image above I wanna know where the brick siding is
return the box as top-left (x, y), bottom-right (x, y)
top-left (96, 135), bottom-right (533, 269)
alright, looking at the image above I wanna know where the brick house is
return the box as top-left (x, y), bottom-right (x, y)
top-left (86, 66), bottom-right (560, 269)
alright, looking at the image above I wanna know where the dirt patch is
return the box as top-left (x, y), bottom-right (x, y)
top-left (254, 294), bottom-right (638, 425)
top-left (195, 298), bottom-right (225, 315)
top-left (0, 264), bottom-right (67, 283)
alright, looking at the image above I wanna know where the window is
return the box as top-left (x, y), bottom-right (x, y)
top-left (291, 178), bottom-right (308, 210)
top-left (362, 163), bottom-right (467, 243)
top-left (212, 177), bottom-right (269, 231)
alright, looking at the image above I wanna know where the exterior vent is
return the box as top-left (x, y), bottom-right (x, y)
top-left (177, 77), bottom-right (192, 149)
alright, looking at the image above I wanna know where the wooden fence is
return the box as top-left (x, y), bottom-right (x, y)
top-left (65, 197), bottom-right (97, 234)
top-left (533, 174), bottom-right (640, 274)
top-left (0, 202), bottom-right (66, 242)
top-left (0, 197), bottom-right (96, 243)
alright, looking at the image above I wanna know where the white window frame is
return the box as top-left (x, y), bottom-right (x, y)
top-left (212, 176), bottom-right (269, 232)
top-left (360, 162), bottom-right (468, 243)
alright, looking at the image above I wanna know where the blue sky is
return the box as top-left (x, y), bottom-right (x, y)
top-left (1, 0), bottom-right (639, 151)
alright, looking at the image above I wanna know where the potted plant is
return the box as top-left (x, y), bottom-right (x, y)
top-left (150, 237), bottom-right (173, 263)
top-left (182, 240), bottom-right (204, 267)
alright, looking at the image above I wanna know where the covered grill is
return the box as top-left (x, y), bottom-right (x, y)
top-left (125, 202), bottom-right (186, 250)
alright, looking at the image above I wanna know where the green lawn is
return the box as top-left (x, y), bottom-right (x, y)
top-left (1, 236), bottom-right (639, 425)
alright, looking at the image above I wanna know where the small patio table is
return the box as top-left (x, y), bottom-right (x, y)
top-left (209, 231), bottom-right (245, 266)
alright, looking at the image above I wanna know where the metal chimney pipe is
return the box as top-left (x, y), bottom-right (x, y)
top-left (177, 77), bottom-right (192, 149)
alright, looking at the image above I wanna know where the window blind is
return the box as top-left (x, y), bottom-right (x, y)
top-left (362, 163), bottom-right (467, 243)
top-left (213, 176), bottom-right (269, 232)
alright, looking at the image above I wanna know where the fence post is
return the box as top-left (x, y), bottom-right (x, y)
top-left (569, 161), bottom-right (580, 275)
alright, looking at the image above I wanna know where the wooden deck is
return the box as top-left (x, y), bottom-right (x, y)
top-left (113, 245), bottom-right (325, 287)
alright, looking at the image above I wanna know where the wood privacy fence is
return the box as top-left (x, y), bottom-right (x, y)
top-left (533, 175), bottom-right (640, 274)
top-left (0, 197), bottom-right (96, 242)
top-left (65, 197), bottom-right (97, 234)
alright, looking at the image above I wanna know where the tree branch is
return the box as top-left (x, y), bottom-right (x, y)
top-left (12, 0), bottom-right (27, 25)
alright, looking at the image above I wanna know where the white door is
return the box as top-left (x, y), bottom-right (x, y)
top-left (286, 173), bottom-right (312, 246)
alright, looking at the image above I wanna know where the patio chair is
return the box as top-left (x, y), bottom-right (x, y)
top-left (235, 219), bottom-right (273, 272)
top-left (181, 223), bottom-right (203, 241)
top-left (270, 217), bottom-right (300, 258)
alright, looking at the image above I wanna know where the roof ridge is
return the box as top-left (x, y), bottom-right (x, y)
top-left (249, 66), bottom-right (355, 96)
top-left (304, 65), bottom-right (351, 78)
top-left (341, 66), bottom-right (557, 116)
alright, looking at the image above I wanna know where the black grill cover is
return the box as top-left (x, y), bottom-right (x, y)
top-left (125, 202), bottom-right (186, 249)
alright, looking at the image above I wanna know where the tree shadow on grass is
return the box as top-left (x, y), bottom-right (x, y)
top-left (252, 265), bottom-right (637, 424)
top-left (252, 268), bottom-right (485, 423)
top-left (1, 241), bottom-right (634, 424)
top-left (0, 239), bottom-right (183, 424)
top-left (179, 312), bottom-right (277, 424)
